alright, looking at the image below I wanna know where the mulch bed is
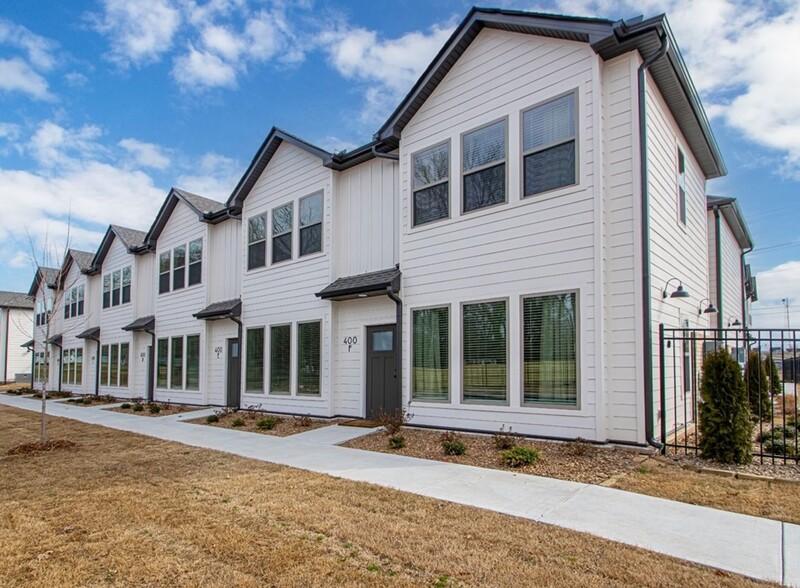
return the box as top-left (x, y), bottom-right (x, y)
top-left (191, 410), bottom-right (342, 437)
top-left (63, 396), bottom-right (118, 407)
top-left (6, 439), bottom-right (77, 456)
top-left (342, 427), bottom-right (652, 485)
top-left (109, 403), bottom-right (199, 417)
top-left (29, 391), bottom-right (73, 399)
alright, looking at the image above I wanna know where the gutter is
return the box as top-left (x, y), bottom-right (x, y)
top-left (229, 316), bottom-right (243, 409)
top-left (144, 329), bottom-right (156, 402)
top-left (385, 282), bottom-right (403, 409)
top-left (371, 146), bottom-right (399, 161)
top-left (713, 206), bottom-right (724, 327)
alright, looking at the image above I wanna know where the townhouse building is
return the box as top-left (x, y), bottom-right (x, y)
top-left (27, 7), bottom-right (755, 446)
top-left (0, 291), bottom-right (33, 383)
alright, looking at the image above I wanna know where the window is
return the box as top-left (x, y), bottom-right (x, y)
top-left (35, 352), bottom-right (49, 382)
top-left (171, 336), bottom-right (183, 388)
top-left (159, 252), bottom-right (171, 294)
top-left (64, 289), bottom-right (72, 319)
top-left (103, 274), bottom-right (111, 308)
top-left (157, 338), bottom-right (168, 388)
top-left (77, 285), bottom-right (84, 316)
top-left (100, 345), bottom-right (109, 386)
top-left (75, 348), bottom-right (83, 385)
top-left (247, 215), bottom-right (267, 270)
top-left (297, 321), bottom-right (321, 396)
top-left (119, 343), bottom-right (129, 387)
top-left (463, 120), bottom-right (506, 212)
top-left (245, 328), bottom-right (265, 392)
top-left (121, 267), bottom-right (131, 304)
top-left (678, 149), bottom-right (687, 225)
top-left (110, 343), bottom-right (119, 386)
top-left (412, 307), bottom-right (449, 401)
top-left (683, 338), bottom-right (691, 394)
top-left (299, 193), bottom-right (323, 256)
top-left (270, 324), bottom-right (291, 394)
top-left (412, 142), bottom-right (449, 226)
top-left (188, 239), bottom-right (202, 286)
top-left (523, 92), bottom-right (577, 197)
top-left (61, 350), bottom-right (68, 384)
top-left (111, 270), bottom-right (121, 306)
top-left (272, 203), bottom-right (293, 263)
top-left (463, 300), bottom-right (507, 403)
top-left (522, 293), bottom-right (577, 407)
top-left (173, 246), bottom-right (186, 290)
top-left (186, 335), bottom-right (200, 390)
top-left (103, 267), bottom-right (131, 307)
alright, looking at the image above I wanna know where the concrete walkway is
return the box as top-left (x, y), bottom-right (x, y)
top-left (1, 394), bottom-right (797, 586)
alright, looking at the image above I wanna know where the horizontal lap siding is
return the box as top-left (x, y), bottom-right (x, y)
top-left (400, 29), bottom-right (599, 439)
top-left (206, 320), bottom-right (237, 406)
top-left (99, 238), bottom-right (136, 397)
top-left (707, 213), bottom-right (718, 323)
top-left (240, 142), bottom-right (333, 416)
top-left (3, 308), bottom-right (33, 381)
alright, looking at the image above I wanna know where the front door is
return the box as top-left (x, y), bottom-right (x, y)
top-left (366, 325), bottom-right (398, 419)
top-left (226, 338), bottom-right (241, 408)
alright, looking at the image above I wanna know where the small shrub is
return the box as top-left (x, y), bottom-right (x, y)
top-left (763, 434), bottom-right (797, 457)
top-left (764, 354), bottom-right (783, 397)
top-left (375, 404), bottom-right (414, 437)
top-left (131, 396), bottom-right (144, 405)
top-left (120, 403), bottom-right (132, 409)
top-left (232, 417), bottom-right (245, 427)
top-left (699, 348), bottom-right (753, 464)
top-left (257, 416), bottom-right (280, 430)
top-left (82, 398), bottom-right (93, 405)
top-left (132, 404), bottom-right (144, 412)
top-left (440, 431), bottom-right (466, 456)
top-left (492, 425), bottom-right (521, 450)
top-left (206, 414), bottom-right (219, 423)
top-left (148, 403), bottom-right (161, 414)
top-left (162, 399), bottom-right (172, 410)
top-left (565, 437), bottom-right (593, 456)
top-left (502, 446), bottom-right (540, 467)
top-left (388, 435), bottom-right (406, 449)
top-left (744, 351), bottom-right (771, 419)
top-left (294, 414), bottom-right (313, 428)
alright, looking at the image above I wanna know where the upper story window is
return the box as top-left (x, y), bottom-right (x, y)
top-left (248, 214), bottom-right (267, 270)
top-left (188, 239), bottom-right (202, 286)
top-left (159, 252), bottom-right (170, 294)
top-left (159, 239), bottom-right (202, 294)
top-left (35, 298), bottom-right (49, 326)
top-left (677, 149), bottom-right (687, 225)
top-left (522, 92), bottom-right (577, 197)
top-left (462, 120), bottom-right (506, 213)
top-left (103, 266), bottom-right (131, 309)
top-left (272, 203), bottom-right (293, 264)
top-left (173, 245), bottom-right (186, 290)
top-left (299, 192), bottom-right (323, 256)
top-left (412, 142), bottom-right (449, 226)
top-left (63, 285), bottom-right (84, 319)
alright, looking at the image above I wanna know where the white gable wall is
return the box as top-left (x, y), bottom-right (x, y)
top-left (1, 307), bottom-right (33, 382)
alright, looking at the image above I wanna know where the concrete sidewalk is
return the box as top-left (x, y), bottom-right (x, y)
top-left (1, 394), bottom-right (797, 586)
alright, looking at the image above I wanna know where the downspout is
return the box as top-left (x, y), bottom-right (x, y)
top-left (740, 245), bottom-right (754, 326)
top-left (371, 146), bottom-right (400, 161)
top-left (385, 285), bottom-right (403, 406)
top-left (636, 32), bottom-right (670, 450)
top-left (713, 206), bottom-right (723, 328)
top-left (3, 309), bottom-right (9, 384)
top-left (144, 329), bottom-right (156, 402)
top-left (229, 316), bottom-right (243, 410)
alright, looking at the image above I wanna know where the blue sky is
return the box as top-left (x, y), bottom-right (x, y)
top-left (0, 0), bottom-right (798, 326)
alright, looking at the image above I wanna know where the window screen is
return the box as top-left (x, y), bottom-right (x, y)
top-left (297, 321), bottom-right (321, 396)
top-left (412, 307), bottom-right (449, 401)
top-left (188, 239), bottom-right (202, 286)
top-left (159, 252), bottom-right (170, 294)
top-left (121, 266), bottom-right (131, 304)
top-left (173, 246), bottom-right (186, 290)
top-left (463, 301), bottom-right (507, 403)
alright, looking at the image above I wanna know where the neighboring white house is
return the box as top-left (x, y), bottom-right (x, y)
top-left (0, 291), bottom-right (34, 384)
top-left (24, 7), bottom-right (757, 447)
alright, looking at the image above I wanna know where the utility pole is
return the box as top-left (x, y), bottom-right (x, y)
top-left (782, 298), bottom-right (791, 329)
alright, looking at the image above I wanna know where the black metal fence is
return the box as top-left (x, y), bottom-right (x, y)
top-left (659, 325), bottom-right (799, 463)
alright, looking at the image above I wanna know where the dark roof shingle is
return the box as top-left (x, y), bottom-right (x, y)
top-left (316, 268), bottom-right (401, 300)
top-left (0, 291), bottom-right (34, 309)
top-left (193, 299), bottom-right (242, 320)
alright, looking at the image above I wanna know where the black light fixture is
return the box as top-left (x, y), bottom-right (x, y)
top-left (727, 317), bottom-right (742, 327)
top-left (662, 277), bottom-right (690, 299)
top-left (697, 298), bottom-right (718, 315)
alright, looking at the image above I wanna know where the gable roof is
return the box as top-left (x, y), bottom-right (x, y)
top-left (0, 291), bottom-right (34, 309)
top-left (707, 195), bottom-right (753, 250)
top-left (92, 224), bottom-right (148, 271)
top-left (59, 248), bottom-right (96, 281)
top-left (28, 267), bottom-right (59, 297)
top-left (145, 188), bottom-right (228, 247)
top-left (375, 7), bottom-right (725, 179)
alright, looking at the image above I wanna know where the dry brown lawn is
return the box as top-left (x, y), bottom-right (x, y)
top-left (0, 407), bottom-right (773, 588)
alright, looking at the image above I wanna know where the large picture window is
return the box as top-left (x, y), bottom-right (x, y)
top-left (463, 120), bottom-right (506, 213)
top-left (463, 300), bottom-right (507, 404)
top-left (412, 142), bottom-right (449, 226)
top-left (522, 292), bottom-right (577, 407)
top-left (270, 324), bottom-right (291, 394)
top-left (523, 92), bottom-right (577, 197)
top-left (297, 321), bottom-right (321, 396)
top-left (272, 203), bottom-right (293, 263)
top-left (247, 215), bottom-right (267, 270)
top-left (412, 307), bottom-right (449, 401)
top-left (245, 328), bottom-right (264, 393)
top-left (188, 239), bottom-right (202, 286)
top-left (186, 335), bottom-right (200, 390)
top-left (299, 192), bottom-right (323, 256)
top-left (99, 342), bottom-right (129, 388)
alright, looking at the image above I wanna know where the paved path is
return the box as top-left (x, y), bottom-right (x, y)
top-left (1, 394), bottom-right (797, 586)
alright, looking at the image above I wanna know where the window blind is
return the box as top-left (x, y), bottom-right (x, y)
top-left (463, 301), bottom-right (507, 403)
top-left (270, 325), bottom-right (291, 394)
top-left (412, 307), bottom-right (449, 401)
top-left (297, 321), bottom-right (321, 396)
top-left (245, 328), bottom-right (264, 392)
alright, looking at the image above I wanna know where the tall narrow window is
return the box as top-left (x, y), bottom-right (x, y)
top-left (119, 342), bottom-right (129, 387)
top-left (171, 336), bottom-right (183, 388)
top-left (159, 252), bottom-right (170, 294)
top-left (121, 266), bottom-right (131, 304)
top-left (110, 343), bottom-right (119, 386)
top-left (272, 203), bottom-right (293, 263)
top-left (173, 246), bottom-right (186, 290)
top-left (100, 345), bottom-right (109, 386)
top-left (412, 142), bottom-right (449, 226)
top-left (299, 193), bottom-right (323, 256)
top-left (270, 324), bottom-right (291, 394)
top-left (248, 215), bottom-right (267, 269)
top-left (188, 239), bottom-right (202, 286)
top-left (245, 328), bottom-right (264, 393)
top-left (523, 92), bottom-right (577, 197)
top-left (70, 287), bottom-right (78, 316)
top-left (297, 321), bottom-right (321, 396)
top-left (463, 120), bottom-right (506, 212)
top-left (463, 300), bottom-right (507, 403)
top-left (75, 348), bottom-right (83, 385)
top-left (64, 289), bottom-right (72, 319)
top-left (156, 338), bottom-right (168, 388)
top-left (77, 285), bottom-right (84, 315)
top-left (103, 274), bottom-right (111, 308)
top-left (186, 335), bottom-right (200, 390)
top-left (61, 350), bottom-right (69, 385)
top-left (112, 270), bottom-right (121, 306)
top-left (678, 149), bottom-right (687, 225)
top-left (412, 307), bottom-right (449, 401)
top-left (523, 293), bottom-right (577, 407)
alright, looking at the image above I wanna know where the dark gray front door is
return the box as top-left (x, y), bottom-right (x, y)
top-left (366, 325), bottom-right (398, 419)
top-left (226, 338), bottom-right (241, 408)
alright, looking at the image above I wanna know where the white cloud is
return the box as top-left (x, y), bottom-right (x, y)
top-left (64, 72), bottom-right (89, 87)
top-left (175, 152), bottom-right (239, 200)
top-left (750, 261), bottom-right (800, 329)
top-left (119, 138), bottom-right (171, 169)
top-left (28, 121), bottom-right (105, 168)
top-left (0, 19), bottom-right (57, 71)
top-left (0, 57), bottom-right (52, 100)
top-left (172, 44), bottom-right (238, 89)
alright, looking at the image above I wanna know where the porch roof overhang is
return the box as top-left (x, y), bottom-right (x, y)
top-left (48, 334), bottom-right (62, 345)
top-left (21, 339), bottom-right (34, 349)
top-left (193, 299), bottom-right (242, 320)
top-left (316, 268), bottom-right (401, 301)
top-left (122, 315), bottom-right (155, 332)
top-left (76, 326), bottom-right (101, 340)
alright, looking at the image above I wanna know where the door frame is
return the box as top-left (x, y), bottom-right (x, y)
top-left (226, 337), bottom-right (241, 408)
top-left (364, 323), bottom-right (398, 419)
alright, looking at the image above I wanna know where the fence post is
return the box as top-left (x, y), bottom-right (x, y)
top-left (658, 323), bottom-right (667, 453)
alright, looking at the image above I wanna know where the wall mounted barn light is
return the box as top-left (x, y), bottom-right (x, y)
top-left (697, 298), bottom-right (718, 315)
top-left (662, 277), bottom-right (690, 299)
top-left (727, 317), bottom-right (742, 327)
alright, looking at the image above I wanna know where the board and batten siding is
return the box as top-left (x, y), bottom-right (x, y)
top-left (239, 142), bottom-right (333, 415)
top-left (333, 158), bottom-right (399, 278)
top-left (134, 252), bottom-right (155, 319)
top-left (398, 29), bottom-right (600, 439)
top-left (207, 218), bottom-right (241, 304)
top-left (152, 200), bottom-right (208, 404)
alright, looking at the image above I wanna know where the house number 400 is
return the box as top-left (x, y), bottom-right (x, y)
top-left (343, 336), bottom-right (357, 352)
